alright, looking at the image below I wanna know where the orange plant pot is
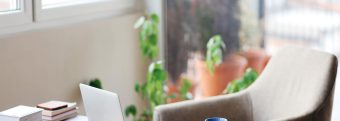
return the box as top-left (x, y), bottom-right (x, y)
top-left (241, 49), bottom-right (269, 74)
top-left (196, 54), bottom-right (248, 97)
top-left (166, 82), bottom-right (180, 103)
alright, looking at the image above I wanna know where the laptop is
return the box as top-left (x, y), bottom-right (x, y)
top-left (79, 84), bottom-right (124, 121)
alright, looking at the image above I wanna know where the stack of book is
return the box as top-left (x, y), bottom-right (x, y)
top-left (37, 101), bottom-right (78, 121)
top-left (0, 105), bottom-right (43, 121)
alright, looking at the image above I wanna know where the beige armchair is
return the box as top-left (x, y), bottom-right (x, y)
top-left (154, 46), bottom-right (338, 121)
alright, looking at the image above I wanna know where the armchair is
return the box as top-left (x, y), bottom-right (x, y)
top-left (154, 46), bottom-right (338, 121)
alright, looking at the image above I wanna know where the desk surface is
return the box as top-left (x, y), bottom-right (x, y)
top-left (66, 115), bottom-right (88, 121)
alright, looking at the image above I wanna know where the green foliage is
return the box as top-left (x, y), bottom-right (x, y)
top-left (125, 105), bottom-right (137, 117)
top-left (89, 78), bottom-right (102, 89)
top-left (206, 35), bottom-right (226, 74)
top-left (135, 13), bottom-right (160, 60)
top-left (224, 68), bottom-right (258, 94)
top-left (179, 79), bottom-right (192, 100)
top-left (125, 13), bottom-right (192, 121)
top-left (145, 61), bottom-right (168, 109)
top-left (125, 61), bottom-right (168, 121)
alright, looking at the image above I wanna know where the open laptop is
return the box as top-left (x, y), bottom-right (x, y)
top-left (79, 84), bottom-right (124, 121)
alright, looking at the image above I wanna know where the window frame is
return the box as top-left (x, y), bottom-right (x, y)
top-left (0, 0), bottom-right (137, 36)
top-left (0, 0), bottom-right (33, 28)
top-left (33, 0), bottom-right (135, 22)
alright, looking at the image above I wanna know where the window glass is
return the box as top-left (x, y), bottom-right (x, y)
top-left (41, 0), bottom-right (108, 9)
top-left (165, 0), bottom-right (263, 83)
top-left (265, 0), bottom-right (340, 54)
top-left (0, 0), bottom-right (19, 12)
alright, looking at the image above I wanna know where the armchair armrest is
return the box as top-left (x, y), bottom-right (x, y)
top-left (153, 92), bottom-right (253, 121)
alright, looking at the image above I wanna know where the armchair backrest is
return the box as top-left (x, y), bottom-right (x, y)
top-left (248, 46), bottom-right (338, 121)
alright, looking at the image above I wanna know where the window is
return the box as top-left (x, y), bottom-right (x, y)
top-left (164, 0), bottom-right (263, 83)
top-left (34, 0), bottom-right (135, 21)
top-left (42, 0), bottom-right (98, 8)
top-left (0, 0), bottom-right (32, 28)
top-left (264, 0), bottom-right (340, 54)
top-left (0, 0), bottom-right (19, 12)
top-left (0, 0), bottom-right (135, 35)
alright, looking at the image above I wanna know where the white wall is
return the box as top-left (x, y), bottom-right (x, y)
top-left (0, 12), bottom-right (146, 117)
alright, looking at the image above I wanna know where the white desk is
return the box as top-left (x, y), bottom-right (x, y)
top-left (66, 115), bottom-right (88, 121)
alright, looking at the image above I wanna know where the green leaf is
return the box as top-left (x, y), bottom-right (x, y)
top-left (134, 16), bottom-right (145, 29)
top-left (149, 34), bottom-right (158, 45)
top-left (148, 61), bottom-right (165, 77)
top-left (141, 83), bottom-right (147, 98)
top-left (179, 79), bottom-right (192, 100)
top-left (225, 81), bottom-right (237, 94)
top-left (206, 59), bottom-right (214, 75)
top-left (142, 109), bottom-right (153, 118)
top-left (212, 49), bottom-right (223, 65)
top-left (150, 13), bottom-right (159, 24)
top-left (142, 21), bottom-right (152, 38)
top-left (136, 14), bottom-right (160, 60)
top-left (89, 78), bottom-right (102, 89)
top-left (125, 105), bottom-right (137, 117)
top-left (224, 68), bottom-right (259, 94)
top-left (168, 93), bottom-right (177, 99)
top-left (134, 83), bottom-right (140, 93)
top-left (148, 46), bottom-right (159, 60)
top-left (206, 35), bottom-right (225, 75)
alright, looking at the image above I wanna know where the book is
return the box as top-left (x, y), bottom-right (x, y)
top-left (53, 113), bottom-right (77, 121)
top-left (41, 102), bottom-right (77, 117)
top-left (37, 101), bottom-right (68, 111)
top-left (42, 108), bottom-right (77, 121)
top-left (0, 105), bottom-right (42, 121)
top-left (66, 115), bottom-right (88, 121)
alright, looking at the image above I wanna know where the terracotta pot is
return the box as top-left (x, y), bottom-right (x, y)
top-left (166, 81), bottom-right (180, 103)
top-left (241, 49), bottom-right (268, 74)
top-left (263, 55), bottom-right (271, 70)
top-left (196, 54), bottom-right (248, 97)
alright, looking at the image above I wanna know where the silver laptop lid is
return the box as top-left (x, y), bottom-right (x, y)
top-left (79, 84), bottom-right (124, 121)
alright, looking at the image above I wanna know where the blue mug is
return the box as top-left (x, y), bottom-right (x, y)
top-left (205, 117), bottom-right (228, 121)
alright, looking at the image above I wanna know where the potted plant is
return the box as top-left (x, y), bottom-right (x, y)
top-left (240, 49), bottom-right (269, 74)
top-left (224, 68), bottom-right (258, 94)
top-left (88, 78), bottom-right (102, 89)
top-left (196, 35), bottom-right (248, 97)
top-left (238, 0), bottom-right (270, 74)
top-left (125, 13), bottom-right (192, 121)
